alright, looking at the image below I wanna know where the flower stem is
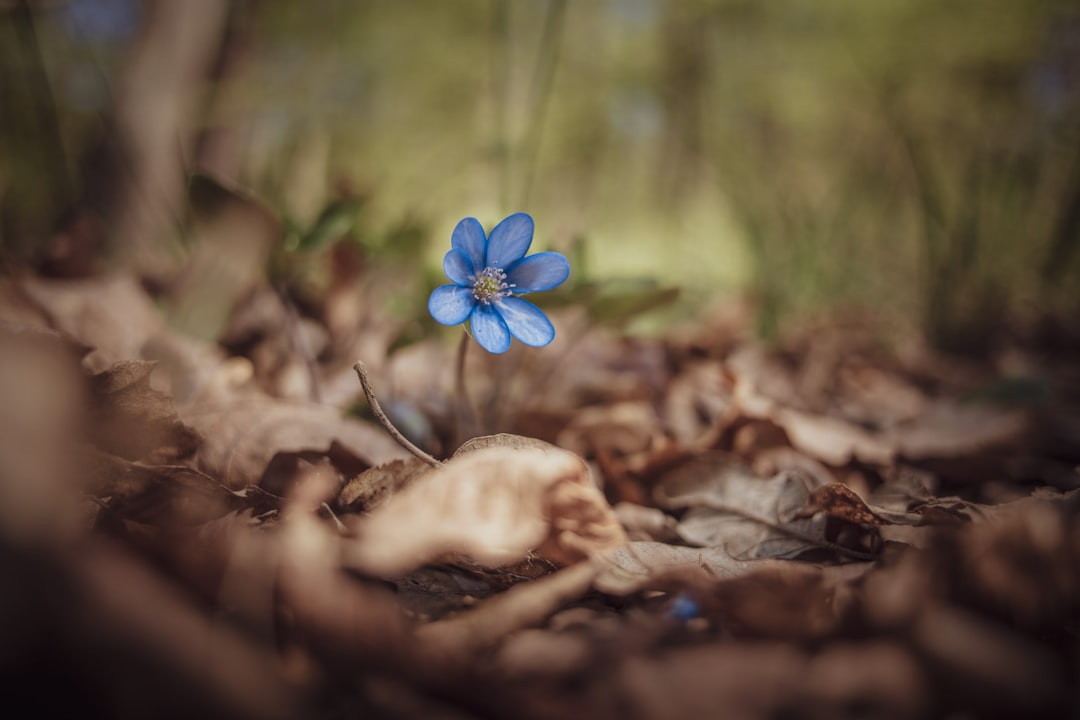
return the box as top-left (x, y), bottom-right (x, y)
top-left (454, 332), bottom-right (480, 440)
top-left (353, 361), bottom-right (442, 468)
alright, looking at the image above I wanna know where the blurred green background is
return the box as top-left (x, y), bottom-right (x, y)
top-left (2, 0), bottom-right (1078, 351)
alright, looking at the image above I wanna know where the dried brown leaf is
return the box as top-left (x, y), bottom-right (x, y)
top-left (694, 563), bottom-right (870, 640)
top-left (257, 440), bottom-right (372, 498)
top-left (21, 274), bottom-right (163, 371)
top-left (65, 541), bottom-right (304, 719)
top-left (593, 541), bottom-right (783, 594)
top-left (613, 501), bottom-right (680, 542)
top-left (913, 606), bottom-right (1066, 714)
top-left (662, 361), bottom-right (737, 447)
top-left (0, 277), bottom-right (53, 327)
top-left (617, 642), bottom-right (805, 720)
top-left (337, 457), bottom-right (431, 513)
top-left (732, 368), bottom-right (897, 466)
top-left (616, 639), bottom-right (927, 720)
top-left (556, 401), bottom-right (660, 457)
top-left (654, 454), bottom-right (870, 560)
top-left (801, 484), bottom-right (889, 526)
top-left (896, 400), bottom-right (1029, 460)
top-left (277, 469), bottom-right (410, 664)
top-left (452, 432), bottom-right (563, 456)
top-left (181, 393), bottom-right (409, 488)
top-left (837, 362), bottom-right (929, 428)
top-left (90, 360), bottom-right (201, 463)
top-left (417, 561), bottom-right (600, 660)
top-left (345, 445), bottom-right (626, 576)
top-left (494, 627), bottom-right (593, 677)
top-left (772, 407), bottom-right (895, 466)
top-left (88, 451), bottom-right (239, 526)
top-left (0, 324), bottom-right (87, 540)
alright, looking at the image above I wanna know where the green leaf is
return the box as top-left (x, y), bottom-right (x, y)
top-left (585, 279), bottom-right (681, 327)
top-left (296, 199), bottom-right (364, 252)
top-left (187, 173), bottom-right (275, 223)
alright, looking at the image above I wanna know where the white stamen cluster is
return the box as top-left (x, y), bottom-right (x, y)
top-left (471, 266), bottom-right (514, 304)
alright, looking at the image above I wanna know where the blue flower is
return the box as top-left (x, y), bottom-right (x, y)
top-left (428, 213), bottom-right (570, 354)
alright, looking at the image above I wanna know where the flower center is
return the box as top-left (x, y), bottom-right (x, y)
top-left (471, 266), bottom-right (514, 304)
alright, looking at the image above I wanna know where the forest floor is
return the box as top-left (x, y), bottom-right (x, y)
top-left (1, 267), bottom-right (1078, 720)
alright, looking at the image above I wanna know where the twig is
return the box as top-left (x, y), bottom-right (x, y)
top-left (353, 361), bottom-right (442, 468)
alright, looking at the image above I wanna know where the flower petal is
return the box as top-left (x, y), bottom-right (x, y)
top-left (469, 303), bottom-right (512, 354)
top-left (428, 285), bottom-right (476, 326)
top-left (451, 217), bottom-right (487, 271)
top-left (494, 297), bottom-right (555, 347)
top-left (505, 251), bottom-right (570, 293)
top-left (443, 248), bottom-right (475, 286)
top-left (485, 212), bottom-right (534, 268)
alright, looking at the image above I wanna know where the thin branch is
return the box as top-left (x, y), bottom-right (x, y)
top-left (353, 361), bottom-right (442, 468)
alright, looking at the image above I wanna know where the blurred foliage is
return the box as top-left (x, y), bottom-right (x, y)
top-left (1, 0), bottom-right (1078, 350)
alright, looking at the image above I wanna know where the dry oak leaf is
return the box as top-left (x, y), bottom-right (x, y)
top-left (345, 444), bottom-right (627, 576)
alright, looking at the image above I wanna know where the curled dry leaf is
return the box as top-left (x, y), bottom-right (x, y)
top-left (257, 440), bottom-right (372, 498)
top-left (182, 393), bottom-right (410, 488)
top-left (772, 407), bottom-right (895, 467)
top-left (451, 431), bottom-right (563, 456)
top-left (614, 501), bottom-right (680, 542)
top-left (733, 370), bottom-right (896, 467)
top-left (800, 484), bottom-right (889, 526)
top-left (662, 361), bottom-right (737, 447)
top-left (556, 401), bottom-right (661, 458)
top-left (345, 445), bottom-right (627, 576)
